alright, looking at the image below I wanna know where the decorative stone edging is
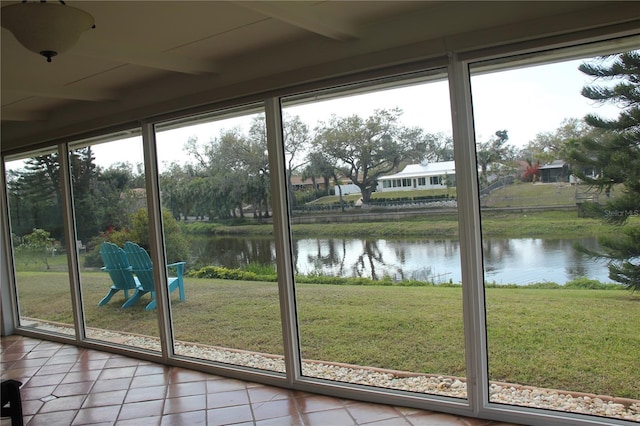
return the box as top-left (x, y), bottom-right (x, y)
top-left (23, 320), bottom-right (640, 422)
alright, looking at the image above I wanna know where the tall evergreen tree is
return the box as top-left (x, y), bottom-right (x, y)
top-left (70, 147), bottom-right (100, 241)
top-left (8, 152), bottom-right (62, 238)
top-left (570, 51), bottom-right (640, 291)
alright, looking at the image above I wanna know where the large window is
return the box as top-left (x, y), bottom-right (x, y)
top-left (69, 131), bottom-right (162, 350)
top-left (2, 36), bottom-right (638, 426)
top-left (471, 49), bottom-right (639, 421)
top-left (5, 148), bottom-right (75, 336)
top-left (281, 71), bottom-right (467, 398)
top-left (155, 106), bottom-right (285, 373)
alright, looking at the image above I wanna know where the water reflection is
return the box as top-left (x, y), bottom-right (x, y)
top-left (190, 236), bottom-right (609, 285)
top-left (481, 237), bottom-right (605, 284)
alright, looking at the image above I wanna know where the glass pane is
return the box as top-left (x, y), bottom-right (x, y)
top-left (155, 106), bottom-right (284, 373)
top-left (282, 72), bottom-right (467, 398)
top-left (471, 49), bottom-right (640, 422)
top-left (70, 132), bottom-right (160, 350)
top-left (5, 149), bottom-right (75, 336)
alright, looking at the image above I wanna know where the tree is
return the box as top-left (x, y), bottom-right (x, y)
top-left (522, 160), bottom-right (540, 183)
top-left (420, 131), bottom-right (454, 162)
top-left (160, 161), bottom-right (192, 220)
top-left (522, 118), bottom-right (590, 165)
top-left (569, 51), bottom-right (640, 291)
top-left (182, 117), bottom-right (272, 220)
top-left (476, 130), bottom-right (515, 187)
top-left (181, 135), bottom-right (235, 219)
top-left (10, 153), bottom-right (63, 238)
top-left (128, 208), bottom-right (190, 264)
top-left (314, 108), bottom-right (426, 203)
top-left (283, 114), bottom-right (311, 208)
top-left (244, 118), bottom-right (271, 219)
top-left (302, 151), bottom-right (335, 196)
top-left (14, 228), bottom-right (55, 270)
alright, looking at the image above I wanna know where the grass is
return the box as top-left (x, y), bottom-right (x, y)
top-left (12, 251), bottom-right (71, 273)
top-left (482, 181), bottom-right (578, 207)
top-left (479, 210), bottom-right (622, 238)
top-left (485, 288), bottom-right (639, 398)
top-left (482, 181), bottom-right (623, 208)
top-left (14, 270), bottom-right (640, 399)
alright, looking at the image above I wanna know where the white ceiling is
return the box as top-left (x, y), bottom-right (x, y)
top-left (1, 1), bottom-right (638, 150)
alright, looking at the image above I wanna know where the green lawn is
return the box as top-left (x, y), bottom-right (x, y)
top-left (482, 181), bottom-right (623, 208)
top-left (482, 181), bottom-right (578, 207)
top-left (13, 270), bottom-right (640, 399)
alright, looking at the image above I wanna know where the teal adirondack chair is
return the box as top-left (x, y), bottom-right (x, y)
top-left (98, 242), bottom-right (140, 307)
top-left (123, 241), bottom-right (186, 310)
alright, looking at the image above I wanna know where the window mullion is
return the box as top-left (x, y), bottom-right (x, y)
top-left (59, 143), bottom-right (86, 341)
top-left (265, 97), bottom-right (302, 385)
top-left (448, 52), bottom-right (488, 415)
top-left (141, 121), bottom-right (174, 361)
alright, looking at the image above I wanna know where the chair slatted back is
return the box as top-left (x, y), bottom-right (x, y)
top-left (123, 242), bottom-right (156, 292)
top-left (99, 242), bottom-right (138, 290)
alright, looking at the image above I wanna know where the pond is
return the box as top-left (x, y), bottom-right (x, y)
top-left (188, 236), bottom-right (610, 285)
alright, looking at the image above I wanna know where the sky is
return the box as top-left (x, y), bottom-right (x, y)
top-left (25, 55), bottom-right (620, 173)
top-left (470, 59), bottom-right (619, 145)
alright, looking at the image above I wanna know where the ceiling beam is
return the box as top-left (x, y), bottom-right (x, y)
top-left (73, 40), bottom-right (221, 75)
top-left (1, 110), bottom-right (48, 121)
top-left (5, 86), bottom-right (118, 102)
top-left (237, 1), bottom-right (359, 41)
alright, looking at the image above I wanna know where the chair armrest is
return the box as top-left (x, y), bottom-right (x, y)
top-left (166, 262), bottom-right (186, 276)
top-left (101, 266), bottom-right (133, 271)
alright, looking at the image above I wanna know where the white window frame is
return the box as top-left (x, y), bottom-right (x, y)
top-left (2, 30), bottom-right (638, 426)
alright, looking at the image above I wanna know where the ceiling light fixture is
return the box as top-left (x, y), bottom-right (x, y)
top-left (1, 0), bottom-right (95, 63)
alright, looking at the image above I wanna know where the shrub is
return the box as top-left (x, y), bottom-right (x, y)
top-left (14, 228), bottom-right (55, 270)
top-left (182, 222), bottom-right (221, 235)
top-left (187, 266), bottom-right (274, 282)
top-left (244, 262), bottom-right (277, 276)
top-left (526, 282), bottom-right (562, 289)
top-left (187, 265), bottom-right (437, 287)
top-left (126, 208), bottom-right (190, 264)
top-left (84, 208), bottom-right (190, 267)
top-left (564, 277), bottom-right (625, 290)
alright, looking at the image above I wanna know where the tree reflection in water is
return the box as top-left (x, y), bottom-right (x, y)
top-left (189, 236), bottom-right (608, 285)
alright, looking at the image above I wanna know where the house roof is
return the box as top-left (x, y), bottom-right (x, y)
top-left (290, 176), bottom-right (317, 186)
top-left (539, 160), bottom-right (566, 170)
top-left (378, 161), bottom-right (456, 181)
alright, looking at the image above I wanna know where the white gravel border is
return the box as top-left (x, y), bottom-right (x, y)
top-left (26, 321), bottom-right (640, 422)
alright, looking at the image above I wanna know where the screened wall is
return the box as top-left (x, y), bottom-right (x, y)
top-left (2, 34), bottom-right (639, 426)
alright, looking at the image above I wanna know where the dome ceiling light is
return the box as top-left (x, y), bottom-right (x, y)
top-left (1, 1), bottom-right (95, 62)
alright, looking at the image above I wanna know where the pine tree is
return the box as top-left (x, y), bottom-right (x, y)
top-left (570, 51), bottom-right (640, 291)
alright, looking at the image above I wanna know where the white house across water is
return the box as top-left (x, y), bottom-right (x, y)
top-left (377, 161), bottom-right (456, 192)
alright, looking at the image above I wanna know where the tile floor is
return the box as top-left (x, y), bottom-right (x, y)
top-left (1, 335), bottom-right (520, 426)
